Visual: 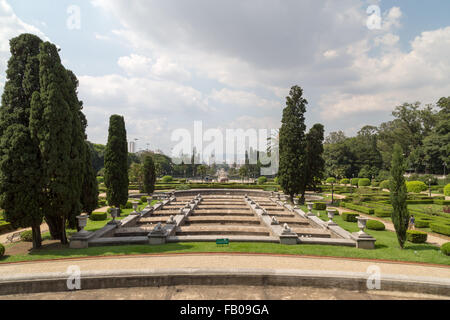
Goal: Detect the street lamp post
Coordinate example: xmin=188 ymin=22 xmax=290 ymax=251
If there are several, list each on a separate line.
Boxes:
xmin=428 ymin=178 xmax=432 ymax=197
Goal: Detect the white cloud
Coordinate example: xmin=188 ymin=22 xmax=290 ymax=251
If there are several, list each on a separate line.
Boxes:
xmin=209 ymin=89 xmax=280 ymax=110
xmin=118 ymin=54 xmax=153 ymax=77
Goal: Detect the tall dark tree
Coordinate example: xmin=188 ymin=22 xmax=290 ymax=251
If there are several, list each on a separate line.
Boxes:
xmin=30 ymin=42 xmax=86 ymax=244
xmin=0 ymin=34 xmax=44 ymax=248
xmin=301 ymin=124 xmax=325 ymax=202
xmin=104 ymin=115 xmax=129 ymax=208
xmin=81 ymin=142 xmax=99 ymax=217
xmin=278 ymin=86 xmax=308 ymax=202
xmin=389 ymin=144 xmax=409 ymax=249
xmin=143 ymin=155 xmax=156 ymax=195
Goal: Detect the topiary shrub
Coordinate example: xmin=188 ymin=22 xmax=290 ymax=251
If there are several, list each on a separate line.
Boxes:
xmin=358 ymin=178 xmax=371 ymax=187
xmin=326 ymin=177 xmax=336 ymax=184
xmin=406 ymin=230 xmax=428 ymax=243
xmin=380 ymin=180 xmax=390 ymax=190
xmin=90 ymin=212 xmax=107 ymax=221
xmin=374 ymin=209 xmax=391 ymax=218
xmin=342 ymin=212 xmax=359 ymax=222
xmin=444 ymin=184 xmax=450 ymax=197
xmin=406 ymin=181 xmax=428 ymax=193
xmin=371 ymin=181 xmax=380 ymax=187
xmin=430 ymin=223 xmax=450 ymax=236
xmin=140 ymin=196 xmax=148 ymax=203
xmin=313 ymin=202 xmax=327 ymax=210
xmin=20 ymin=230 xmax=33 ymax=242
xmin=257 ymin=176 xmax=268 ymax=185
xmin=161 ymin=176 xmax=173 ymax=183
xmin=441 ymin=242 xmax=450 ymax=256
xmin=120 ymin=201 xmax=133 ymax=210
xmin=0 ymin=243 xmax=4 ymax=257
xmin=340 ymin=178 xmax=350 ymax=185
xmin=367 ymin=220 xmax=386 ymax=231
xmin=351 ymin=178 xmax=360 ymax=186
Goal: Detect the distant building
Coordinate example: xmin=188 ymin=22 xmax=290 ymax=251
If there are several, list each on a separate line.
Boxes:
xmin=128 ymin=141 xmax=136 ymax=153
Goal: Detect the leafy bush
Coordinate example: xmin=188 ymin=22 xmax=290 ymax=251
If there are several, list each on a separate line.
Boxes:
xmin=326 ymin=177 xmax=336 ymax=184
xmin=371 ymin=181 xmax=380 ymax=187
xmin=257 ymin=176 xmax=268 ymax=185
xmin=430 ymin=223 xmax=450 ymax=236
xmin=406 ymin=181 xmax=428 ymax=193
xmin=0 ymin=243 xmax=4 ymax=257
xmin=342 ymin=212 xmax=359 ymax=222
xmin=20 ymin=230 xmax=33 ymax=242
xmin=161 ymin=176 xmax=173 ymax=183
xmin=406 ymin=230 xmax=428 ymax=243
xmin=313 ymin=202 xmax=327 ymax=210
xmin=444 ymin=184 xmax=450 ymax=197
xmin=120 ymin=201 xmax=133 ymax=210
xmin=96 ymin=176 xmax=104 ymax=183
xmin=0 ymin=221 xmax=12 ymax=234
xmin=351 ymin=178 xmax=360 ymax=186
xmin=340 ymin=178 xmax=350 ymax=184
xmin=90 ymin=212 xmax=107 ymax=221
xmin=380 ymin=180 xmax=390 ymax=190
xmin=358 ymin=178 xmax=371 ymax=187
xmin=441 ymin=242 xmax=450 ymax=256
xmin=140 ymin=196 xmax=148 ymax=203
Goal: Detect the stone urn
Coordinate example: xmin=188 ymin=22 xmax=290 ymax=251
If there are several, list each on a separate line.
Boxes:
xmin=76 ymin=214 xmax=89 ymax=234
xmin=131 ymin=201 xmax=139 ymax=215
xmin=108 ymin=208 xmax=120 ymax=225
xmin=326 ymin=208 xmax=337 ymax=226
xmin=357 ymin=217 xmax=369 ymax=235
xmin=293 ymin=198 xmax=299 ymax=205
xmin=306 ymin=202 xmax=314 ymax=216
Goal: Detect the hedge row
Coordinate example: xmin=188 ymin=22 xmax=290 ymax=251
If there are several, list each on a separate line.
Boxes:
xmin=90 ymin=212 xmax=108 ymax=221
xmin=0 ymin=221 xmax=12 ymax=234
xmin=407 ymin=230 xmax=428 ymax=243
xmin=0 ymin=243 xmax=4 ymax=257
xmin=341 ymin=202 xmax=374 ymax=215
xmin=313 ymin=202 xmax=327 ymax=210
xmin=415 ymin=218 xmax=432 ymax=228
xmin=342 ymin=212 xmax=359 ymax=222
xmin=430 ymin=223 xmax=450 ymax=236
xmin=442 ymin=242 xmax=450 ymax=256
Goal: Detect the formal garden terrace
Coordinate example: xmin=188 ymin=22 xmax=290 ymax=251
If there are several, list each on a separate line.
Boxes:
xmin=69 ymin=190 xmax=371 ymax=249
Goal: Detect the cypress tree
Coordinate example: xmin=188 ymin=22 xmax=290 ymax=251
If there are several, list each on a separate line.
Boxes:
xmin=29 ymin=42 xmax=85 ymax=244
xmin=301 ymin=124 xmax=325 ymax=203
xmin=81 ymin=142 xmax=99 ymax=217
xmin=104 ymin=115 xmax=129 ymax=209
xmin=278 ymin=86 xmax=308 ymax=202
xmin=390 ymin=144 xmax=409 ymax=249
xmin=0 ymin=34 xmax=44 ymax=248
xmin=143 ymin=155 xmax=156 ymax=195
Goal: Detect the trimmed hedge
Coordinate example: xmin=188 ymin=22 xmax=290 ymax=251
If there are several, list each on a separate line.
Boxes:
xmin=0 ymin=222 xmax=12 ymax=234
xmin=161 ymin=176 xmax=174 ymax=183
xmin=351 ymin=178 xmax=359 ymax=186
xmin=415 ymin=218 xmax=432 ymax=228
xmin=406 ymin=181 xmax=428 ymax=193
xmin=342 ymin=202 xmax=375 ymax=215
xmin=374 ymin=209 xmax=391 ymax=218
xmin=406 ymin=200 xmax=434 ymax=205
xmin=367 ymin=220 xmax=386 ymax=231
xmin=257 ymin=176 xmax=268 ymax=185
xmin=358 ymin=178 xmax=371 ymax=187
xmin=430 ymin=223 xmax=450 ymax=236
xmin=120 ymin=201 xmax=133 ymax=210
xmin=313 ymin=202 xmax=327 ymax=210
xmin=140 ymin=196 xmax=148 ymax=203
xmin=406 ymin=230 xmax=428 ymax=243
xmin=434 ymin=199 xmax=450 ymax=205
xmin=444 ymin=184 xmax=450 ymax=196
xmin=441 ymin=242 xmax=450 ymax=256
xmin=326 ymin=177 xmax=336 ymax=184
xmin=20 ymin=230 xmax=33 ymax=242
xmin=340 ymin=179 xmax=350 ymax=184
xmin=175 ymin=184 xmax=191 ymax=190
xmin=0 ymin=243 xmax=4 ymax=257
xmin=90 ymin=212 xmax=108 ymax=221
xmin=342 ymin=212 xmax=359 ymax=222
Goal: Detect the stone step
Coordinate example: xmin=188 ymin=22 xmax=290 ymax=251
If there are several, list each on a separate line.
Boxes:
xmin=177 ymin=225 xmax=271 ymax=237
xmin=192 ymin=211 xmax=255 ymax=216
xmin=275 ymin=218 xmax=310 ymax=226
xmin=292 ymin=227 xmax=331 ymax=238
xmin=185 ymin=216 xmax=261 ymax=225
xmin=138 ymin=217 xmax=172 ymax=224
xmin=167 ymin=235 xmax=280 ymax=243
xmin=115 ymin=227 xmax=157 ymax=237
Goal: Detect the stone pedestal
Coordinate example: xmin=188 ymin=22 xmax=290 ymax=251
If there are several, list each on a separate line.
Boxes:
xmin=279 ymin=234 xmax=298 ymax=245
xmin=148 ymin=223 xmax=167 ymax=245
xmin=70 ymin=231 xmax=93 ymax=249
xmin=351 ymin=233 xmax=376 ymax=249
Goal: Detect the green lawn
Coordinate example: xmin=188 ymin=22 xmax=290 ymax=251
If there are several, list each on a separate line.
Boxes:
xmin=1 ymin=204 xmax=448 ymax=265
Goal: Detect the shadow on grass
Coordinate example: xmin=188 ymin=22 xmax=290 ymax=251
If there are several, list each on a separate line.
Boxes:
xmin=405 ymin=244 xmax=442 ymax=252
xmin=27 ymin=242 xmax=198 ymax=259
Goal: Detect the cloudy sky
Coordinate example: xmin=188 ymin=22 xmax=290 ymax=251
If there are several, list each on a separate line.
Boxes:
xmin=1 ymin=0 xmax=450 ymax=159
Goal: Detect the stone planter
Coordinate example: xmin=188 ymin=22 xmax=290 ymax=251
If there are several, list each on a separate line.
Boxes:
xmin=357 ymin=217 xmax=369 ymax=235
xmin=326 ymin=209 xmax=337 ymax=226
xmin=306 ymin=202 xmax=314 ymax=216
